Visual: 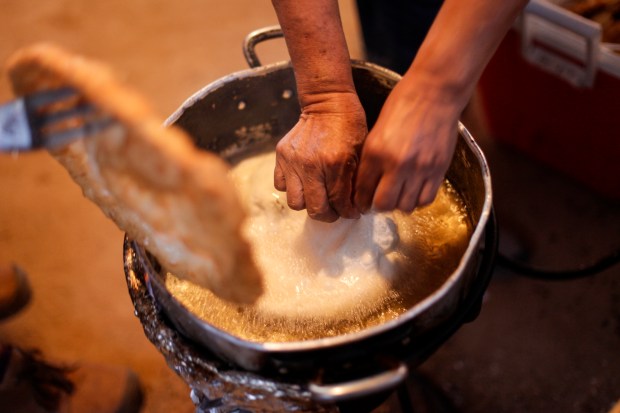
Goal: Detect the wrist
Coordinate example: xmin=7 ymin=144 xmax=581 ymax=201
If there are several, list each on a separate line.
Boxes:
xmin=396 ymin=69 xmax=469 ymax=117
xmin=296 ymin=70 xmax=357 ymax=107
xmin=298 ymin=90 xmax=364 ymax=116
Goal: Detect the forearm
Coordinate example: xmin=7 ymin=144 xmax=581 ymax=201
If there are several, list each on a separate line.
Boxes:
xmin=404 ymin=0 xmax=528 ymax=109
xmin=271 ymin=0 xmax=356 ymax=109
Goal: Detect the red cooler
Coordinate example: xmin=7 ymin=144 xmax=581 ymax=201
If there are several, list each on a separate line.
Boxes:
xmin=478 ymin=0 xmax=620 ymax=199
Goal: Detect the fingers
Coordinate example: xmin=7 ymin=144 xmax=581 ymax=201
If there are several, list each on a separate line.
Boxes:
xmin=280 ymin=172 xmax=354 ymax=222
xmin=279 ymin=157 xmax=442 ymax=218
xmin=304 ymin=176 xmax=339 ymax=222
xmin=272 ymin=103 xmax=368 ymax=221
xmin=417 ymin=178 xmax=442 ymax=207
xmin=326 ymin=158 xmax=360 ymax=219
xmin=274 ymin=161 xmax=287 ymax=192
xmin=353 ymin=154 xmax=382 ymax=213
xmin=360 ymin=175 xmax=441 ymax=214
xmin=396 ymin=179 xmax=443 ymax=214
xmin=275 ymin=140 xmax=305 ymax=210
xmin=372 ymin=173 xmax=406 ymax=212
xmin=356 ymin=153 xmax=443 ymax=213
xmin=283 ymin=171 xmax=306 ymax=211
xmin=275 ymin=128 xmax=362 ymax=221
xmin=276 ymin=159 xmax=339 ymax=222
xmin=396 ymin=179 xmax=423 ymax=213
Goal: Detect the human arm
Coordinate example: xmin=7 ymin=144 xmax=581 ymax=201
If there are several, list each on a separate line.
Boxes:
xmin=354 ymin=0 xmax=529 ymax=212
xmin=271 ymin=0 xmax=365 ymax=222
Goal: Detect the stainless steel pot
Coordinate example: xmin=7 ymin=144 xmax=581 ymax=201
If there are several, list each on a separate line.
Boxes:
xmin=123 ymin=26 xmax=495 ymax=404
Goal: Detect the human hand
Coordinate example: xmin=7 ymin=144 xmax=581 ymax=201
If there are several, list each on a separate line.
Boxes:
xmin=354 ymin=78 xmax=462 ymax=213
xmin=274 ymin=92 xmax=367 ymax=222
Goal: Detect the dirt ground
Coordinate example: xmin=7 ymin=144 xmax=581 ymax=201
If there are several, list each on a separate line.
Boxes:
xmin=1 ymin=1 xmax=619 ymax=413
xmin=0 ymin=1 xmax=362 ymax=411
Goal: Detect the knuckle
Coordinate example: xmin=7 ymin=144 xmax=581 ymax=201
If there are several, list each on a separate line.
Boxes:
xmin=363 ymin=144 xmax=384 ymax=162
xmin=274 ymin=179 xmax=286 ymax=192
xmin=418 ymin=152 xmax=449 ymax=174
xmin=286 ymin=192 xmax=305 ymax=211
xmin=394 ymin=155 xmax=417 ymax=175
xmin=300 ymin=157 xmax=316 ymax=172
xmin=275 ymin=140 xmax=289 ymax=156
xmin=323 ymin=154 xmax=341 ymax=170
xmin=287 ymin=197 xmax=305 ymax=210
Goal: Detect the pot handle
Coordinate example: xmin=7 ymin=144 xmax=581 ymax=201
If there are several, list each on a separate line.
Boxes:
xmin=308 ymin=362 xmax=408 ymax=403
xmin=243 ymin=25 xmax=284 ymax=68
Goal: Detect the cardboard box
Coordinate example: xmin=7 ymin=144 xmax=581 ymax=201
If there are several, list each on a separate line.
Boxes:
xmin=477 ymin=0 xmax=620 ymax=199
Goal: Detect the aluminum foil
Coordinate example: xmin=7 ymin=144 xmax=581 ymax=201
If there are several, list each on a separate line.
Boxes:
xmin=124 ymin=240 xmax=338 ymax=413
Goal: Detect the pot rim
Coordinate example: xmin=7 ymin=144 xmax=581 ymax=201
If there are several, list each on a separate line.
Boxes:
xmin=153 ymin=60 xmax=493 ymax=353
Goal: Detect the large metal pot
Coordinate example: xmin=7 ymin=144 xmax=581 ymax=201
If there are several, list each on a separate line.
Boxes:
xmin=124 ymin=26 xmax=495 ymax=405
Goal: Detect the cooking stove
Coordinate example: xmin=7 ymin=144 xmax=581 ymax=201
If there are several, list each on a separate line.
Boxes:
xmin=123 ymin=212 xmax=496 ymax=413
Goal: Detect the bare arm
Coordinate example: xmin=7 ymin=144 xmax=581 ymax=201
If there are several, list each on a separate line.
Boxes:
xmin=271 ymin=0 xmax=366 ymax=222
xmin=272 ymin=0 xmax=528 ymax=218
xmin=272 ymin=0 xmax=355 ymax=105
xmin=354 ymin=0 xmax=528 ymax=212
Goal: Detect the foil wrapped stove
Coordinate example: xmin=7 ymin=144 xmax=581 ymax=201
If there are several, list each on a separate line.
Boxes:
xmin=124 ymin=237 xmax=339 ymax=413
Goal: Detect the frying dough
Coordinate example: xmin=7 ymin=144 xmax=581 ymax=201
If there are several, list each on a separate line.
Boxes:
xmin=231 ymin=151 xmax=399 ymax=320
xmin=6 ymin=43 xmax=262 ymax=304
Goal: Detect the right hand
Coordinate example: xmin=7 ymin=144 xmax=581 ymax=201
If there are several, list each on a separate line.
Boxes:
xmin=354 ymin=75 xmax=461 ymax=214
xmin=274 ymin=92 xmax=367 ymax=222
